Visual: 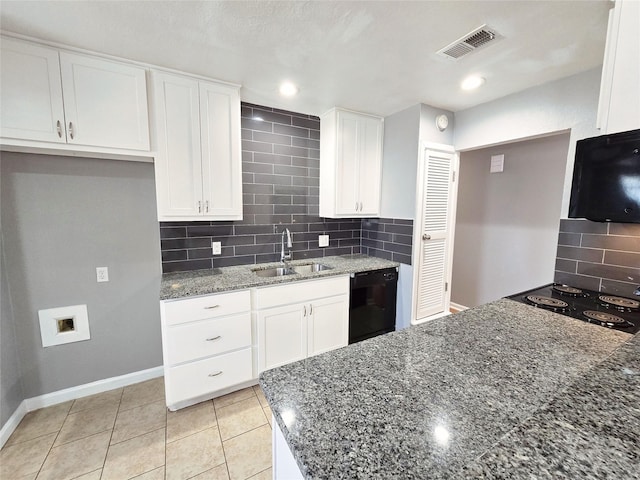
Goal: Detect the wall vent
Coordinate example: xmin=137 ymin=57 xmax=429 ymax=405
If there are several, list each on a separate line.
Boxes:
xmin=437 ymin=25 xmax=502 ymax=60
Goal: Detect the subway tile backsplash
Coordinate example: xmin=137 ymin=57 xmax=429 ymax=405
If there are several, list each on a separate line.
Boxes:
xmin=160 ymin=102 xmax=415 ymax=274
xmin=554 ymin=219 xmax=640 ymax=297
xmin=362 ymin=218 xmax=414 ymax=265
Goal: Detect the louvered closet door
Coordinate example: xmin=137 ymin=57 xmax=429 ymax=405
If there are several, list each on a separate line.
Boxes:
xmin=416 ymin=149 xmax=454 ymax=319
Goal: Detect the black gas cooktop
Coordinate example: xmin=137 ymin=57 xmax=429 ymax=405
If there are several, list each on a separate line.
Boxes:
xmin=507 ymin=283 xmax=640 ymax=334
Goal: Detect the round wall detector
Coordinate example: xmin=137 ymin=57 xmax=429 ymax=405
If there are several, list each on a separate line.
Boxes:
xmin=436 ymin=114 xmax=449 ymax=132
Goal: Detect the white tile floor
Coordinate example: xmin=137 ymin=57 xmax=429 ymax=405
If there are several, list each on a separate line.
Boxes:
xmin=0 ymin=378 xmax=273 ymax=480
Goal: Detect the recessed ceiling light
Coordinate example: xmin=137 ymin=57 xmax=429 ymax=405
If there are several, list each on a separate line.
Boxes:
xmin=461 ymin=75 xmax=485 ymax=91
xmin=279 ymin=81 xmax=298 ymax=97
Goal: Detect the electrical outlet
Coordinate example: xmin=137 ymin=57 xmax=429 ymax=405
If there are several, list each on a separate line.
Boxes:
xmin=211 ymin=241 xmax=222 ymax=255
xmin=318 ymin=235 xmax=329 ymax=247
xmin=96 ymin=267 xmax=109 ymax=282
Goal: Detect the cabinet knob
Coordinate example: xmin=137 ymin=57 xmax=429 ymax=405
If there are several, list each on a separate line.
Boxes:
xmin=422 ymin=234 xmax=431 ymax=240
xmin=208 ymin=371 xmax=223 ymax=377
xmin=205 ymin=335 xmax=221 ymax=341
xmin=205 ymin=200 xmax=209 ymax=213
xmin=68 ymin=122 xmax=74 ymax=140
xmin=303 ymin=305 xmax=307 ymax=316
xmin=309 ymin=304 xmax=313 ymax=315
xmin=198 ymin=201 xmax=202 ymax=213
xmin=204 ymin=304 xmax=220 ymax=309
xmin=56 ymin=120 xmax=63 ymax=138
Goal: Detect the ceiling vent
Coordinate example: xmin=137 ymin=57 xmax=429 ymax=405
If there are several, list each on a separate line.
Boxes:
xmin=436 ymin=25 xmax=501 ymax=60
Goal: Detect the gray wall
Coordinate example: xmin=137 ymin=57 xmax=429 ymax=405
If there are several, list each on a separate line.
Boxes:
xmin=1 ymin=153 xmax=162 ymax=399
xmin=453 ymin=68 xmax=602 ymax=217
xmin=380 ymin=103 xmax=454 ymax=221
xmin=1 ymin=162 xmax=24 ymax=425
xmin=451 ymin=133 xmax=570 ymax=308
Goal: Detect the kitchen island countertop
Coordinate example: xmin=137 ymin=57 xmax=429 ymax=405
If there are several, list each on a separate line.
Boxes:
xmin=259 ymin=298 xmax=639 ymax=479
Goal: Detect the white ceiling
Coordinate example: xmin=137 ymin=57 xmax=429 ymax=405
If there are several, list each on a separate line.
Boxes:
xmin=0 ymin=1 xmax=611 ymax=117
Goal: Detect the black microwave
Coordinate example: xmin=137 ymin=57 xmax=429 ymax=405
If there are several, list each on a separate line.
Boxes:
xmin=568 ymin=128 xmax=640 ymax=224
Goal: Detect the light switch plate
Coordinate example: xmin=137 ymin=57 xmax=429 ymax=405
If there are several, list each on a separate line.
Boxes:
xmin=212 ymin=241 xmax=222 ymax=255
xmin=490 ymin=154 xmax=504 ymax=173
xmin=318 ymin=235 xmax=329 ymax=247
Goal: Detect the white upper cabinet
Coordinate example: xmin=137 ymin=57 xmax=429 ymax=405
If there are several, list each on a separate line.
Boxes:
xmin=152 ymin=71 xmax=243 ymax=221
xmin=320 ymin=108 xmax=383 ymax=218
xmin=59 ymin=52 xmax=150 ymax=150
xmin=597 ymin=0 xmax=640 ymax=134
xmin=0 ymin=36 xmax=150 ymax=152
xmin=1 ymin=38 xmax=66 ymax=143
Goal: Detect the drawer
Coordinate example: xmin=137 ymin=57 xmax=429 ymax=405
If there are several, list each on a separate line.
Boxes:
xmin=253 ymin=275 xmax=349 ymax=310
xmin=163 ymin=290 xmax=250 ymax=326
xmin=164 ymin=313 xmax=251 ymax=365
xmin=165 ymin=348 xmax=253 ymax=405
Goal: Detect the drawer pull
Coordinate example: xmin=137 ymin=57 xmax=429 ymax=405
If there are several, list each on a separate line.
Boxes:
xmin=205 ymin=335 xmax=222 ymax=341
xmin=208 ymin=371 xmax=223 ymax=377
xmin=204 ymin=305 xmax=220 ymax=309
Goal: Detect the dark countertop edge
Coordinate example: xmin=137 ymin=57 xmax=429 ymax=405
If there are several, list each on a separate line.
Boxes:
xmin=159 ymin=255 xmax=400 ymax=300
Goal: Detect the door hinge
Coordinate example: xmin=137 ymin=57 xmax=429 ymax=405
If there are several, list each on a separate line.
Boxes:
xmin=445 ymin=282 xmax=448 ymax=292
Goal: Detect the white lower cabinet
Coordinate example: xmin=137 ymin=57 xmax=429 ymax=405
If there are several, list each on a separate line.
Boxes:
xmin=160 ymin=289 xmax=253 ymax=410
xmin=253 ymin=276 xmax=350 ymax=373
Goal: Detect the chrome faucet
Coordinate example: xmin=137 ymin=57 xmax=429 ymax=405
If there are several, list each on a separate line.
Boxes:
xmin=281 ymin=228 xmax=292 ymax=264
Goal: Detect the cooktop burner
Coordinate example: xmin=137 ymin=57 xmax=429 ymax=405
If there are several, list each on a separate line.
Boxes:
xmin=525 ymin=295 xmax=570 ymax=311
xmin=583 ymin=310 xmax=630 ymax=327
xmin=552 ymin=284 xmax=585 ymax=297
xmin=507 ymin=283 xmax=639 ymax=334
xmin=598 ymin=295 xmax=640 ymax=312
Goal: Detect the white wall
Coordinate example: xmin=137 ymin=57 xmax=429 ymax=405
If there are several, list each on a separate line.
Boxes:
xmin=454 ymin=68 xmax=602 ymax=217
xmin=451 ymin=133 xmax=570 ymax=308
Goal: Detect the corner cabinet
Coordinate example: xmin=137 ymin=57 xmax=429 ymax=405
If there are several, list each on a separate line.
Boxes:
xmin=253 ymin=276 xmax=350 ymax=372
xmin=152 ymin=71 xmax=243 ymax=221
xmin=160 ymin=290 xmax=253 ymax=410
xmin=1 ymin=36 xmax=150 ymax=152
xmin=319 ymin=108 xmax=383 ymax=218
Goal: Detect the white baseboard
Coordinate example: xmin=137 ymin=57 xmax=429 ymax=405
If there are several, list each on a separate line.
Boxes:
xmin=0 ymin=400 xmax=27 ymax=449
xmin=1 ymin=366 xmax=163 ymax=449
xmin=25 ymin=366 xmax=163 ymax=411
xmin=450 ymin=302 xmax=469 ymax=312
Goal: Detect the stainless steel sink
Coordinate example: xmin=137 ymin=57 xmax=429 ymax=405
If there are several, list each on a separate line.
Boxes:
xmin=294 ymin=263 xmax=332 ymax=274
xmin=253 ymin=267 xmax=297 ymax=277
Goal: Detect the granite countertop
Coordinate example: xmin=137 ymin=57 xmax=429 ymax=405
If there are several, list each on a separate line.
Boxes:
xmin=259 ymin=298 xmax=639 ymax=479
xmin=160 ymin=254 xmax=399 ymax=300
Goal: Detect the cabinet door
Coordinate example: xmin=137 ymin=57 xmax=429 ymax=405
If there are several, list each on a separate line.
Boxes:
xmin=59 ymin=52 xmax=149 ymax=150
xmin=257 ymin=303 xmax=307 ymax=372
xmin=0 ymin=38 xmax=66 ymax=143
xmin=334 ymin=111 xmax=360 ymax=215
xmin=357 ymin=116 xmax=383 ymax=215
xmin=308 ymin=294 xmax=349 ymax=357
xmin=200 ymin=82 xmax=243 ymax=219
xmin=153 ymin=72 xmax=203 ymax=218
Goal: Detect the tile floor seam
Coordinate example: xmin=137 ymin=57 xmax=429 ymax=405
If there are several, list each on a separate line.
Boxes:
xmin=251 ymin=466 xmax=272 ymax=479
xmin=33 ymin=408 xmax=69 ymax=479
xmin=53 ymin=424 xmax=116 ymax=448
xmin=220 ymin=421 xmax=269 ymax=444
xmin=108 ymin=425 xmax=166 ymax=447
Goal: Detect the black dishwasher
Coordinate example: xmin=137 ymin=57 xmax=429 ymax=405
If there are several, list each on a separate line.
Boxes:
xmin=349 ymin=267 xmax=398 ymax=344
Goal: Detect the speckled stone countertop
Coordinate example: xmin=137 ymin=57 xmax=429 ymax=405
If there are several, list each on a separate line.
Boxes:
xmin=160 ymin=255 xmax=398 ymax=300
xmin=259 ymin=299 xmax=639 ymax=479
